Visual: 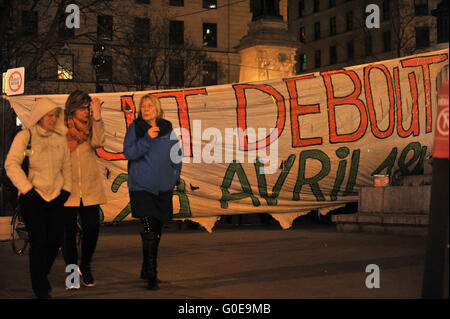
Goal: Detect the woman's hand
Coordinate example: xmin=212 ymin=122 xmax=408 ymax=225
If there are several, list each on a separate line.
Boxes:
xmin=91 ymin=97 xmax=102 ymax=121
xmin=147 ymin=126 xmax=160 ymax=139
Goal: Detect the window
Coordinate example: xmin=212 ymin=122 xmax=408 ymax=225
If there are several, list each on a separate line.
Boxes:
xmin=169 ymin=59 xmax=184 ymax=87
xmin=203 ymin=0 xmax=217 ymax=9
xmin=22 ymin=11 xmax=38 ymax=36
xmin=314 ymin=0 xmax=320 ymax=12
xmin=329 ymin=17 xmax=336 ymax=36
xmin=203 ymin=23 xmax=217 ymax=47
xmin=298 ymin=0 xmax=304 ymax=18
xmin=98 ymin=15 xmax=113 ymax=41
xmin=314 ymin=22 xmax=320 ymax=40
xmin=134 ymin=58 xmax=150 ymax=85
xmin=296 ymin=53 xmax=307 ymax=73
xmin=169 ymin=20 xmax=184 ymax=45
xmin=203 ymin=61 xmax=218 ymax=85
xmin=329 ymin=0 xmax=335 ymax=8
xmin=365 ymin=35 xmax=372 ymax=56
xmin=299 ymin=27 xmax=305 ymax=42
xmin=58 ymin=13 xmax=74 ymax=39
xmin=347 ymin=41 xmax=354 ymax=60
xmin=57 ymin=54 xmax=73 ymax=80
xmin=415 ymin=0 xmax=428 ymax=16
xmin=315 ymin=49 xmax=321 ymax=68
xmin=23 ymin=55 xmax=37 ymax=80
xmin=416 ymin=27 xmax=430 ymax=48
xmin=134 ymin=18 xmax=150 ymax=42
xmin=346 ymin=11 xmax=353 ymax=31
xmin=329 ymin=46 xmax=337 ymax=65
xmin=170 ymin=0 xmax=184 ymax=6
xmin=382 ymin=0 xmax=390 ymax=20
xmin=96 ymin=56 xmax=112 ymax=83
xmin=383 ymin=31 xmax=391 ymax=52
xmin=135 ymin=0 xmax=150 ymax=3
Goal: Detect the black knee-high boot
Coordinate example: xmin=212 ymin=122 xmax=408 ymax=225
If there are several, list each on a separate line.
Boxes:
xmin=140 ymin=231 xmax=160 ymax=290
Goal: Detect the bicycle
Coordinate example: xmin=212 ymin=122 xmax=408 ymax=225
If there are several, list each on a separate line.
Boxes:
xmin=10 ymin=202 xmax=83 ymax=255
xmin=10 ymin=204 xmax=28 ymax=255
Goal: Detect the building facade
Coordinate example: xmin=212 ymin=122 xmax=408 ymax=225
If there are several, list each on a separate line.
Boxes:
xmin=4 ymin=0 xmax=280 ymax=94
xmin=287 ymin=0 xmax=441 ymax=74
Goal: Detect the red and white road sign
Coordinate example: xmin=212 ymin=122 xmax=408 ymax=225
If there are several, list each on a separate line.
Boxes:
xmin=6 ymin=67 xmax=25 ymax=96
xmin=433 ymin=83 xmax=449 ymax=159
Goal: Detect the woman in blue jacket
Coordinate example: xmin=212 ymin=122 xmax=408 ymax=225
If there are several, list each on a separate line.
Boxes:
xmin=123 ymin=94 xmax=181 ymax=290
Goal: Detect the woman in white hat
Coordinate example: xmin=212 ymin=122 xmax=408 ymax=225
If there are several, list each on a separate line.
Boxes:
xmin=5 ymin=97 xmax=72 ymax=299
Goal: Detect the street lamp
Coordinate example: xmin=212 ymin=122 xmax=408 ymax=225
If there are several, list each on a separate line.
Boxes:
xmin=92 ymin=43 xmax=105 ymax=92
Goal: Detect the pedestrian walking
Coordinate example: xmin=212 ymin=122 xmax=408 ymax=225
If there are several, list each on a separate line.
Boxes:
xmin=5 ymin=98 xmax=72 ymax=299
xmin=62 ymin=90 xmax=107 ymax=289
xmin=123 ymin=94 xmax=182 ymax=290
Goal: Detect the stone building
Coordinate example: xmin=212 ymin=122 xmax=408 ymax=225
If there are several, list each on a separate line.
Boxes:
xmin=2 ymin=0 xmax=285 ymax=94
xmin=287 ymin=0 xmax=441 ymax=74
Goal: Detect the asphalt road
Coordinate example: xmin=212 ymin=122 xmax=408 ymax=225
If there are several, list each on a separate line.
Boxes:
xmin=0 ymin=215 xmax=428 ymax=301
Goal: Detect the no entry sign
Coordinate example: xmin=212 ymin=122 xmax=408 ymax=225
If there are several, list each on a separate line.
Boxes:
xmin=433 ymin=83 xmax=449 ymax=159
xmin=6 ymin=67 xmax=25 ymax=96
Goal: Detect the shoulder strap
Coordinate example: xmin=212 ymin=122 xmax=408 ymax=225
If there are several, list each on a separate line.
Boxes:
xmin=22 ymin=129 xmax=32 ymax=177
xmin=26 ymin=129 xmax=32 ymax=150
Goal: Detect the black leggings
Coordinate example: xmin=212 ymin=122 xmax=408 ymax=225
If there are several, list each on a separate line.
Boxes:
xmin=141 ymin=216 xmax=163 ymax=235
xmin=63 ymin=204 xmax=100 ymax=268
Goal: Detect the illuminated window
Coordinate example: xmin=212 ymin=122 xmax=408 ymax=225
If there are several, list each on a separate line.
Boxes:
xmin=57 ymin=54 xmax=73 ymax=80
xmin=203 ymin=23 xmax=217 ymax=47
xmin=203 ymin=0 xmax=217 ymax=9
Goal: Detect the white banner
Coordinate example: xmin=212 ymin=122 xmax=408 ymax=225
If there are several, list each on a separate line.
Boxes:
xmin=7 ymin=49 xmax=449 ymax=231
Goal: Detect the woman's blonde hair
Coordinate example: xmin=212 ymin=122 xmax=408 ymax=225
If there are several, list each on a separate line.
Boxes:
xmin=138 ymin=94 xmax=164 ymax=120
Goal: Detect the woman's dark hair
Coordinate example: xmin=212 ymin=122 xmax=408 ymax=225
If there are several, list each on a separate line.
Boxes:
xmin=65 ymin=90 xmax=92 ymax=115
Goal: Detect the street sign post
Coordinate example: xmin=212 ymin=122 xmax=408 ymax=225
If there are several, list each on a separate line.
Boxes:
xmin=5 ymin=67 xmax=25 ymax=96
xmin=422 ymin=83 xmax=449 ymax=299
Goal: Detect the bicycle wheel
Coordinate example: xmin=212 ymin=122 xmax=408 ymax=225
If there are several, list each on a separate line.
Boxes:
xmin=11 ymin=208 xmax=29 ymax=255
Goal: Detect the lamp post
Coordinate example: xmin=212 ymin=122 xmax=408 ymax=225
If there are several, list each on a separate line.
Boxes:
xmin=92 ymin=43 xmax=105 ymax=93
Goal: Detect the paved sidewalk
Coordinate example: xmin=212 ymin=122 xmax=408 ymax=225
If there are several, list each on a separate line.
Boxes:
xmin=0 ymin=217 xmax=427 ymax=299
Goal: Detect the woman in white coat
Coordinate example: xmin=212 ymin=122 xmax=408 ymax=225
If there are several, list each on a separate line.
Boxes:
xmin=5 ymin=98 xmax=72 ymax=299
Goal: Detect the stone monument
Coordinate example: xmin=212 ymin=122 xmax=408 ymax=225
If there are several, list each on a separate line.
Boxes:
xmin=236 ymin=0 xmax=300 ymax=82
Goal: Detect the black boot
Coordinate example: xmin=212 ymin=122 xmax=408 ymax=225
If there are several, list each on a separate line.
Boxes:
xmin=140 ymin=232 xmax=160 ymax=290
